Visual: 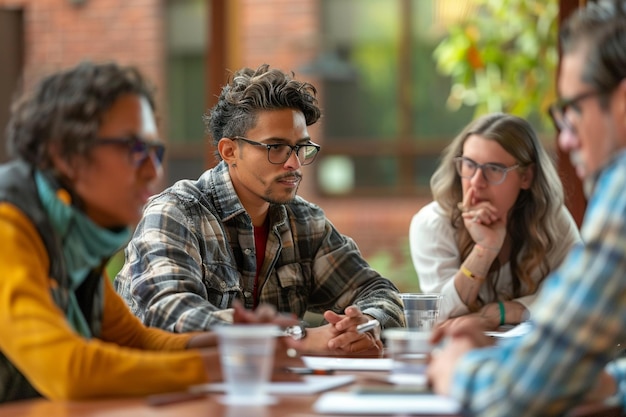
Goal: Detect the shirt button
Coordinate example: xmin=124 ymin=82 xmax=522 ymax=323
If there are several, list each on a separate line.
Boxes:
xmin=244 ymin=248 xmax=252 ymax=255
xmin=244 ymin=291 xmax=253 ymax=299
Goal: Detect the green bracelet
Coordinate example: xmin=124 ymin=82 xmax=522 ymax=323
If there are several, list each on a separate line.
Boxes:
xmin=498 ymin=301 xmax=505 ymax=326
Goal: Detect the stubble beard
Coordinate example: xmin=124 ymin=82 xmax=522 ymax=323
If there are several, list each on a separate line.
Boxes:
xmin=263 ymin=182 xmax=299 ymax=205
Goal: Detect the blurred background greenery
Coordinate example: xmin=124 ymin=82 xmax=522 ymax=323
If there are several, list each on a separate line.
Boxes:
xmin=106 ymin=241 xmax=422 ymax=293
xmin=366 ymin=240 xmax=420 ymax=293
xmin=433 ymin=0 xmax=558 ymax=127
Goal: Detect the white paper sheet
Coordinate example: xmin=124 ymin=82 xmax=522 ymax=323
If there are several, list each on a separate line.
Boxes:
xmin=190 ymin=374 xmax=356 ymax=395
xmin=314 ymin=391 xmax=461 ymax=415
xmin=302 ymin=356 xmax=393 ymax=371
xmin=484 ymin=321 xmax=532 ymax=338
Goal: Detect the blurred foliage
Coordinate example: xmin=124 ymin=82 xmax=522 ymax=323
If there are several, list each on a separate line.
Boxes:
xmin=105 ymin=250 xmax=125 ymax=282
xmin=433 ymin=0 xmax=558 ymax=128
xmin=106 ymin=244 xmax=422 ymax=294
xmin=366 ymin=239 xmax=421 ymax=293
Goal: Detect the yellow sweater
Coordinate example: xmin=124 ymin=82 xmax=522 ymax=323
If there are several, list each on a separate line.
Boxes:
xmin=0 ymin=202 xmax=209 ymax=400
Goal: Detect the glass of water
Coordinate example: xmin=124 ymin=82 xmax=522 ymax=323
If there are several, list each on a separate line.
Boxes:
xmin=399 ymin=293 xmax=443 ymax=331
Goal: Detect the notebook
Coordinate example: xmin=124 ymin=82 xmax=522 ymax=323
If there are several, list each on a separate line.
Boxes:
xmin=314 ymin=391 xmax=461 ymax=414
xmin=191 ymin=374 xmax=356 ymax=395
xmin=302 ymin=356 xmax=393 ymax=371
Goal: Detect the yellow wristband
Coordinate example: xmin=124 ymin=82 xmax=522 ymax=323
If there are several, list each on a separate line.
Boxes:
xmin=460 ymin=264 xmax=483 ymax=281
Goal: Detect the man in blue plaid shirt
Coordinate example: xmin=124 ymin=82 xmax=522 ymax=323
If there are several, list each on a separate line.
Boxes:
xmin=427 ymin=1 xmax=626 ymax=415
xmin=115 ymin=64 xmax=404 ymax=356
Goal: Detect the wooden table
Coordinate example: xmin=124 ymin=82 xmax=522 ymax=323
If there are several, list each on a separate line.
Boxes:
xmin=0 ymin=394 xmax=324 ymax=417
xmin=0 ymin=371 xmax=621 ymax=417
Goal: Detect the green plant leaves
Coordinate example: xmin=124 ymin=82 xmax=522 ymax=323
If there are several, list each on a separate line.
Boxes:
xmin=432 ymin=0 xmax=558 ymax=129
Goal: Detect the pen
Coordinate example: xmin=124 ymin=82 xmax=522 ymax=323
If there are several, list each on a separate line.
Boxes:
xmin=356 ymin=319 xmax=380 ymax=334
xmin=285 ymin=366 xmax=335 ymax=375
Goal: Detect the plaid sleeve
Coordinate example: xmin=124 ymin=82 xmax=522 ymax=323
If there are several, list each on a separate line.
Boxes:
xmin=449 ymin=156 xmax=626 ymax=417
xmin=117 ymin=193 xmax=233 ymax=332
xmin=302 ymin=211 xmax=405 ymax=328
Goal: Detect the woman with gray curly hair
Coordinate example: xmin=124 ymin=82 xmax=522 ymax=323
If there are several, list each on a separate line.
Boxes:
xmin=0 ymin=61 xmax=296 ymax=402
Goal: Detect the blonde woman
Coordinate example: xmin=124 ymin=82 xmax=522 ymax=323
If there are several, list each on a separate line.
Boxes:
xmin=409 ymin=113 xmax=580 ymax=329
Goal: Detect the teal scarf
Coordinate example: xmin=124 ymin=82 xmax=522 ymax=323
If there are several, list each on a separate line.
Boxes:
xmin=35 ymin=171 xmax=131 ymax=337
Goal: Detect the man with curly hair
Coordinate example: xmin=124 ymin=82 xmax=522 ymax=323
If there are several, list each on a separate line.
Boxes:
xmin=115 ymin=64 xmax=404 ymax=356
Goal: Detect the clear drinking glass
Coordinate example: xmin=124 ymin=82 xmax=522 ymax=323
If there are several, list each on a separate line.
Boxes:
xmin=399 ymin=293 xmax=443 ymax=331
xmin=214 ymin=324 xmax=278 ymax=405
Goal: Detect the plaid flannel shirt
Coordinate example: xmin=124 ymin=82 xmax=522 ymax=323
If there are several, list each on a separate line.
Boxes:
xmin=115 ymin=161 xmax=404 ymax=332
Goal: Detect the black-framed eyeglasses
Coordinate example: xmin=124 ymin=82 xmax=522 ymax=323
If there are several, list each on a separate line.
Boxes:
xmin=454 ymin=156 xmax=519 ymax=185
xmin=95 ymin=135 xmax=165 ymax=168
xmin=548 ymin=90 xmax=606 ymax=132
xmin=232 ymin=136 xmax=321 ymax=166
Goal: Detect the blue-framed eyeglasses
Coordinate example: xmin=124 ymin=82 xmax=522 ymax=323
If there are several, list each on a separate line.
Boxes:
xmin=95 ymin=135 xmax=165 ymax=168
xmin=232 ymin=136 xmax=321 ymax=165
xmin=454 ymin=156 xmax=519 ymax=185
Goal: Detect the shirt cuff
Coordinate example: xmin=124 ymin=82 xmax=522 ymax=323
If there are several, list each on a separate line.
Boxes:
xmin=605 ymin=359 xmax=626 ymax=411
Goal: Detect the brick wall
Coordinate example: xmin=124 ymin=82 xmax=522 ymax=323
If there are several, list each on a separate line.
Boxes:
xmin=237 ymin=0 xmax=319 ymax=71
xmin=0 ymin=0 xmax=165 ymax=109
xmin=0 ymin=0 xmax=429 ymax=272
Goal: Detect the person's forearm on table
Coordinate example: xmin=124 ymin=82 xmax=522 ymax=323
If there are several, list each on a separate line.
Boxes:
xmin=454 ymin=244 xmax=498 ymax=309
xmin=478 ymin=301 xmax=527 ymax=328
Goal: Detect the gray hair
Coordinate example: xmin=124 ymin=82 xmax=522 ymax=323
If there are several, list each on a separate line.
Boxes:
xmin=560 ymin=0 xmax=626 ymax=105
xmin=6 ymin=61 xmax=155 ymax=169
